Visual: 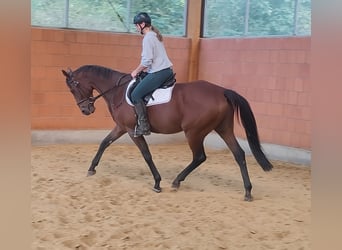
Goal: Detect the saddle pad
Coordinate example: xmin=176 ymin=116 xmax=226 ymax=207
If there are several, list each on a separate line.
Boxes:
xmin=125 ymin=79 xmax=175 ymax=107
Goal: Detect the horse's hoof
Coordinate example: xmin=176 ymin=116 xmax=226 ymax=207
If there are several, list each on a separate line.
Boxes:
xmin=244 ymin=195 xmax=253 ymax=202
xmin=87 ymin=170 xmax=96 ymax=176
xmin=171 ymin=182 xmax=180 ymax=189
xmin=152 ymin=187 xmax=162 ymax=193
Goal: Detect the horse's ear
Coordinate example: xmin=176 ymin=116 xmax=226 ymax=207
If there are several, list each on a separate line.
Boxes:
xmin=62 ymin=69 xmax=68 ymax=77
xmin=62 ymin=68 xmax=72 ymax=77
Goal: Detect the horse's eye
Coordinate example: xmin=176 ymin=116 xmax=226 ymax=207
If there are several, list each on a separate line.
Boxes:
xmin=68 ymin=79 xmax=79 ymax=88
xmin=72 ymin=81 xmax=79 ymax=87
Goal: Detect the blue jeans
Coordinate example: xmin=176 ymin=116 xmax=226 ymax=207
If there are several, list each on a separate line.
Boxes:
xmin=130 ymin=67 xmax=173 ymax=104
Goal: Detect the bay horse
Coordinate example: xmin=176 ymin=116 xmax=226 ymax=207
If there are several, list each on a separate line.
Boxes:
xmin=62 ymin=65 xmax=273 ymax=201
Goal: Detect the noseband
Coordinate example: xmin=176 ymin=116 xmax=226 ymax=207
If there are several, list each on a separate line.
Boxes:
xmin=69 ymin=74 xmax=130 ymax=106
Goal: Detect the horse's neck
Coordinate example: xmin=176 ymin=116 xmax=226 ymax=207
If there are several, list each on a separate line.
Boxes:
xmin=90 ymin=73 xmax=120 ymax=91
xmin=93 ymin=74 xmax=128 ymax=104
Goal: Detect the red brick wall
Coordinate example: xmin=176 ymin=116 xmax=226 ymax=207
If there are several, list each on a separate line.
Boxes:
xmin=31 ymin=27 xmax=191 ymax=129
xmin=31 ymin=27 xmax=311 ymax=149
xmin=198 ymin=37 xmax=311 ymax=149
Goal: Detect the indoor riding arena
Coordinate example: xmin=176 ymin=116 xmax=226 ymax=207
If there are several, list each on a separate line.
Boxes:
xmin=31 ymin=1 xmax=311 ymax=249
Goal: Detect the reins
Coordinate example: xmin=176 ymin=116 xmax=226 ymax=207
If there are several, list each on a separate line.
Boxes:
xmin=77 ymin=73 xmax=131 ymax=106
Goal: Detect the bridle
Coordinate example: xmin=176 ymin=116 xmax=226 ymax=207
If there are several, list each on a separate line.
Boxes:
xmin=68 ymin=73 xmax=131 ymax=106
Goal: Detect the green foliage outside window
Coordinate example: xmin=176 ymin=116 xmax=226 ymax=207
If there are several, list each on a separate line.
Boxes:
xmin=204 ymin=0 xmax=311 ymax=37
xmin=31 ymin=0 xmax=186 ymax=36
xmin=31 ymin=0 xmax=311 ymax=37
xmin=31 ymin=0 xmax=66 ymax=27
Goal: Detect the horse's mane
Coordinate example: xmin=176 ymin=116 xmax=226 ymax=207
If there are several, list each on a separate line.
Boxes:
xmin=75 ymin=65 xmax=123 ymax=80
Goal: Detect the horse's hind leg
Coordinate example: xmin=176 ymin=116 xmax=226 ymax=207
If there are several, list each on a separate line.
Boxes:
xmin=216 ymin=129 xmax=253 ymax=201
xmin=87 ymin=126 xmax=126 ymax=176
xmin=129 ymin=135 xmax=162 ymax=193
xmin=172 ymin=134 xmax=206 ymax=189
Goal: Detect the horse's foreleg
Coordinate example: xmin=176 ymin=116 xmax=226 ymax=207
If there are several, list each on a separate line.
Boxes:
xmin=87 ymin=127 xmax=126 ymax=176
xmin=129 ymin=135 xmax=162 ymax=192
xmin=172 ymin=135 xmax=206 ymax=189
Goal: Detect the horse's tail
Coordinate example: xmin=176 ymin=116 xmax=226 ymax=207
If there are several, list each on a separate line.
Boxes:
xmin=224 ymin=89 xmax=273 ymax=171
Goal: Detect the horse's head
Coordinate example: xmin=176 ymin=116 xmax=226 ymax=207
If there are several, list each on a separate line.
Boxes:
xmin=62 ymin=68 xmax=95 ymax=115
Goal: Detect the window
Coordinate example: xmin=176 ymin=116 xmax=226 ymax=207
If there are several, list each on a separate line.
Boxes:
xmin=203 ymin=0 xmax=311 ymax=37
xmin=203 ymin=0 xmax=246 ymax=37
xmin=31 ymin=0 xmax=66 ymax=28
xmin=32 ymin=0 xmax=311 ymax=37
xmin=31 ymin=0 xmax=187 ymax=36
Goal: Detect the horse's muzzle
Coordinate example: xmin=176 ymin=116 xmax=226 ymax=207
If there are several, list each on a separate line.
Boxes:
xmin=80 ymin=103 xmax=95 ymax=115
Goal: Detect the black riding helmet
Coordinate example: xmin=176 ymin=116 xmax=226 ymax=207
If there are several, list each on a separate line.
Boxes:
xmin=133 ymin=12 xmax=151 ymax=25
xmin=133 ymin=12 xmax=151 ymax=34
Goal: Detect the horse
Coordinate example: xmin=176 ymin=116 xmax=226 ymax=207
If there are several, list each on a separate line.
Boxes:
xmin=62 ymin=64 xmax=273 ymax=201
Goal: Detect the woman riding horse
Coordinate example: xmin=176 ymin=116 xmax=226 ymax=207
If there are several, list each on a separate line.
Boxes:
xmin=130 ymin=12 xmax=174 ymax=137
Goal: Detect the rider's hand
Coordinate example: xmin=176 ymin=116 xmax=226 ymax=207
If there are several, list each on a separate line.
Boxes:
xmin=131 ymin=70 xmax=138 ymax=78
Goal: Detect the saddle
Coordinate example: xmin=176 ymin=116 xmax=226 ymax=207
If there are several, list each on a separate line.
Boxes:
xmin=127 ymin=71 xmax=176 ymax=104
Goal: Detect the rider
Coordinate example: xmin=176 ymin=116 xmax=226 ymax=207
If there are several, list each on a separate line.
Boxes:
xmin=130 ymin=12 xmax=174 ymax=137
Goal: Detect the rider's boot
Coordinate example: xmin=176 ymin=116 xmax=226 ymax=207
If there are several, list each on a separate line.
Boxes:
xmin=133 ymin=100 xmax=151 ymax=137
